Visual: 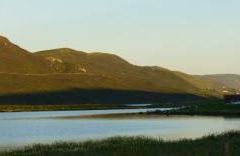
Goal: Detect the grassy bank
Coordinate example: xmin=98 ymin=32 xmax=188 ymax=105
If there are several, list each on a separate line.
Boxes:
xmin=0 ymin=99 xmax=218 ymax=113
xmin=1 ymin=132 xmax=240 ymax=156
xmin=0 ymin=103 xmax=181 ymax=112
xmin=0 ymin=104 xmax=134 ymax=112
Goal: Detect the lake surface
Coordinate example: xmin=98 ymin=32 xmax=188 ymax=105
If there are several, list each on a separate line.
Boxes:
xmin=0 ymin=108 xmax=240 ymax=149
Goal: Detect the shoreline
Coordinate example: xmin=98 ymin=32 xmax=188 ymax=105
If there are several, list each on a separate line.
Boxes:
xmin=39 ymin=103 xmax=240 ymax=119
xmin=0 ymin=104 xmax=159 ymax=113
xmin=0 ymin=103 xmax=183 ymax=113
xmin=1 ymin=103 xmax=240 ymax=118
xmin=53 ymin=112 xmax=240 ymax=119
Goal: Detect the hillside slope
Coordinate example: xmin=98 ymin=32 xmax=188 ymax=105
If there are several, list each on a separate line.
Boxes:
xmin=0 ymin=35 xmax=221 ymax=104
xmin=0 ymin=36 xmax=50 ymax=73
xmin=202 ymin=74 xmax=240 ymax=90
xmin=34 ymin=49 xmax=204 ymax=93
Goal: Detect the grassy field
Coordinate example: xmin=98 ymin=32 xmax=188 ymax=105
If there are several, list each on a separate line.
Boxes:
xmin=1 ymin=131 xmax=239 ymax=156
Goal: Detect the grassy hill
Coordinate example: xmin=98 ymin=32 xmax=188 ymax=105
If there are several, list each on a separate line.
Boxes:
xmin=34 ymin=49 xmax=193 ymax=92
xmin=202 ymin=74 xmax=240 ymax=90
xmin=0 ymin=36 xmax=50 ymax=73
xmin=0 ymin=35 xmax=222 ymax=104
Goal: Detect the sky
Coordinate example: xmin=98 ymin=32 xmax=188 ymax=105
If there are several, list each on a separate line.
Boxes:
xmin=0 ymin=0 xmax=240 ymax=75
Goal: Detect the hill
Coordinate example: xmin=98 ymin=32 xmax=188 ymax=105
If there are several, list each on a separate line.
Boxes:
xmin=0 ymin=35 xmax=50 ymax=73
xmin=201 ymin=74 xmax=240 ymax=90
xmin=0 ymin=35 xmax=221 ymax=104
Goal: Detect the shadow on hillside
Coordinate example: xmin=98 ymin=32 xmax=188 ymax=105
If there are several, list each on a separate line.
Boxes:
xmin=0 ymin=89 xmax=207 ymax=105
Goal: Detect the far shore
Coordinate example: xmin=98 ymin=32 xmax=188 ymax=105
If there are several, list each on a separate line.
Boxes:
xmin=1 ymin=102 xmax=240 ymax=118
xmin=0 ymin=103 xmax=183 ymax=113
xmin=43 ymin=103 xmax=240 ymax=119
xmin=0 ymin=104 xmax=154 ymax=113
xmin=51 ymin=112 xmax=240 ymax=120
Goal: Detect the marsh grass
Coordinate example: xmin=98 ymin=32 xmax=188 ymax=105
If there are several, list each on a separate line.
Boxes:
xmin=1 ymin=131 xmax=240 ymax=156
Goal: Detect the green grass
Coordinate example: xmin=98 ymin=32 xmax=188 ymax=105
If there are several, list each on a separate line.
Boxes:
xmin=1 ymin=131 xmax=240 ymax=156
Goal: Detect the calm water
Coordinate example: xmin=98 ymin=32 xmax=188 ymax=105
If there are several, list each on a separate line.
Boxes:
xmin=0 ymin=108 xmax=240 ymax=149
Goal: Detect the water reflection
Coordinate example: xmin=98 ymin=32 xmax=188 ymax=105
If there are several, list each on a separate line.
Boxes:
xmin=0 ymin=109 xmax=240 ymax=149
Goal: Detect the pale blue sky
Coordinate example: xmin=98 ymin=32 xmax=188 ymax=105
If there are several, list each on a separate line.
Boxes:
xmin=0 ymin=0 xmax=240 ymax=74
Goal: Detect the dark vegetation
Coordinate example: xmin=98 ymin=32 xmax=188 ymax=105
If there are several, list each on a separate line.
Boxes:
xmin=0 ymin=89 xmax=207 ymax=105
xmin=1 ymin=131 xmax=240 ymax=156
xmin=147 ymin=102 xmax=240 ymax=117
xmin=75 ymin=101 xmax=240 ymax=118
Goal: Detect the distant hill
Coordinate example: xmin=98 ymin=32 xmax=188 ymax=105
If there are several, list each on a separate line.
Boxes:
xmin=202 ymin=74 xmax=240 ymax=90
xmin=0 ymin=35 xmax=223 ymax=104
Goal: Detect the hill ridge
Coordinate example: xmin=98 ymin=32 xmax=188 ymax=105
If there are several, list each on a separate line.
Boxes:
xmin=0 ymin=35 xmax=226 ymax=103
